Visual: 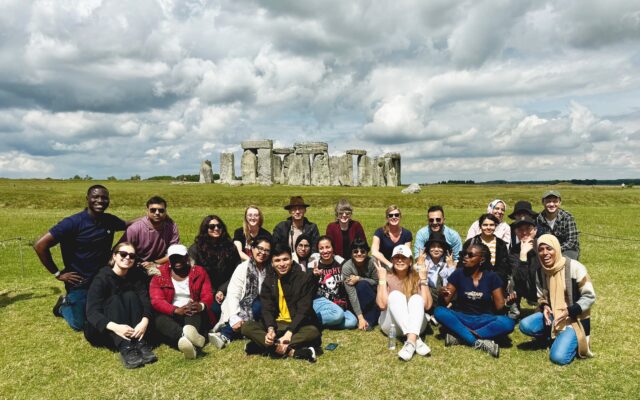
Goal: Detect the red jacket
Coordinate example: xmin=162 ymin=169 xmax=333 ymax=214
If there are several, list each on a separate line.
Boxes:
xmin=149 ymin=264 xmax=216 ymax=324
xmin=325 ymin=220 xmax=368 ymax=259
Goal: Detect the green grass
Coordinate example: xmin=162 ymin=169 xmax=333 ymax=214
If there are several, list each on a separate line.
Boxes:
xmin=1 ymin=180 xmax=639 ymax=399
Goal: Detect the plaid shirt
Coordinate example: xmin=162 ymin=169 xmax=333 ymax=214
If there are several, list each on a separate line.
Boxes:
xmin=536 ymin=209 xmax=580 ymax=253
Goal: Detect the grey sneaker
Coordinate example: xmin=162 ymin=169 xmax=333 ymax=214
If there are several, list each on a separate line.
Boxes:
xmin=178 ymin=337 xmax=197 ymax=360
xmin=507 ymin=303 xmax=520 ymax=320
xmin=398 ymin=341 xmax=416 ymax=361
xmin=183 ymin=325 xmax=205 ymax=348
xmin=445 ymin=333 xmax=460 ymax=347
xmin=415 ymin=338 xmax=431 ymax=356
xmin=209 ymin=332 xmax=230 ymax=350
xmin=474 ymin=339 xmax=499 ymax=358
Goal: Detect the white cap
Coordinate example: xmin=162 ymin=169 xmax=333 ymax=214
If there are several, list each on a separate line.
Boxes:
xmin=391 ymin=244 xmax=412 ymax=259
xmin=167 ymin=244 xmax=188 ymax=257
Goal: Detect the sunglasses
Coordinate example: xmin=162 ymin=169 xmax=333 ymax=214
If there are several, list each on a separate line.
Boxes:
xmin=116 ymin=251 xmax=136 ymax=259
xmin=429 ymin=218 xmax=442 ymax=223
xmin=387 ymin=212 xmax=401 ymax=218
xmin=339 ymin=211 xmax=352 ymax=216
xmin=463 ymin=251 xmax=480 ymax=258
xmin=149 ymin=208 xmax=166 ymax=214
xmin=352 ymin=248 xmax=367 ymax=255
xmin=255 ymin=245 xmax=271 ymax=254
xmin=208 ymin=223 xmax=223 ymax=230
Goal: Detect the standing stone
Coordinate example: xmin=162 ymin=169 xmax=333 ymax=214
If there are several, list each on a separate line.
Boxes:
xmin=338 ymin=154 xmax=352 ymax=186
xmin=302 ymin=154 xmax=311 ymax=185
xmin=358 ymin=155 xmax=373 ymax=187
xmin=257 ymin=148 xmax=273 ymax=185
xmin=373 ymin=156 xmax=386 ymax=187
xmin=311 ymin=153 xmax=330 ymax=186
xmin=287 ymin=153 xmax=309 ymax=186
xmin=330 ymin=156 xmax=341 ymax=186
xmin=219 ymin=153 xmax=234 ymax=183
xmin=282 ymin=153 xmax=293 ymax=184
xmin=384 ymin=153 xmax=401 ymax=187
xmin=272 ymin=155 xmax=282 ymax=184
xmin=199 ymin=160 xmax=213 ymax=183
xmin=241 ymin=150 xmax=257 ymax=184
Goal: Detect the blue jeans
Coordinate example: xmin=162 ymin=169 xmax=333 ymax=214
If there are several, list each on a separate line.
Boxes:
xmin=60 ymin=289 xmax=88 ymax=331
xmin=355 ymin=281 xmax=380 ymax=327
xmin=519 ymin=312 xmax=578 ymax=365
xmin=313 ymin=297 xmax=357 ymax=329
xmin=434 ymin=306 xmax=515 ymax=345
xmin=220 ymin=299 xmax=263 ymax=341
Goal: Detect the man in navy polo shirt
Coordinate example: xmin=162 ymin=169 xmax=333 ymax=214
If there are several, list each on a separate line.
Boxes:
xmin=34 ymin=185 xmax=127 ymax=331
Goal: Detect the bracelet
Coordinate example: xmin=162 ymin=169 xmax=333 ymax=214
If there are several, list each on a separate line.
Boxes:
xmin=53 ymin=270 xmax=61 ymax=278
xmin=378 ymin=280 xmax=386 ymax=285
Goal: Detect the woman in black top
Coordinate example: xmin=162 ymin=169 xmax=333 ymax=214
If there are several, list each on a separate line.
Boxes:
xmin=233 ymin=205 xmax=272 ymax=261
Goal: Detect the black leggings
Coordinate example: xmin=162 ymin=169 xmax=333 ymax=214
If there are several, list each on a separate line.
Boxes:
xmin=154 ymin=312 xmax=205 ymax=347
xmin=84 ymin=291 xmax=145 ymax=350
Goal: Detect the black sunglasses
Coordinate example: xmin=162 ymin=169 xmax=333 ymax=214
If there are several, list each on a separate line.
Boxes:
xmin=463 ymin=251 xmax=480 ymax=258
xmin=387 ymin=212 xmax=401 ymax=218
xmin=149 ymin=207 xmax=166 ymax=214
xmin=352 ymin=248 xmax=367 ymax=254
xmin=429 ymin=218 xmax=442 ymax=223
xmin=116 ymin=251 xmax=136 ymax=259
xmin=208 ymin=223 xmax=223 ymax=230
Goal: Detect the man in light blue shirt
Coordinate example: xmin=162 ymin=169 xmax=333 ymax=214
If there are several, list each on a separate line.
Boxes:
xmin=414 ymin=205 xmax=462 ymax=262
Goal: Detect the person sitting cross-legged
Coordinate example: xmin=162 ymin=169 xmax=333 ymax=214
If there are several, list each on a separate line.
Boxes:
xmin=341 ymin=238 xmax=380 ymax=331
xmin=241 ymin=243 xmax=321 ymax=362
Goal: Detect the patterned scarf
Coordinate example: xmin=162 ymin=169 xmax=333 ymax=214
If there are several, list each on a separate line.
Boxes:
xmin=237 ymin=259 xmax=260 ymax=322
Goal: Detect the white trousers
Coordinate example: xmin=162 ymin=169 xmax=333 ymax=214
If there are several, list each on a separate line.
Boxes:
xmin=379 ymin=291 xmax=428 ymax=336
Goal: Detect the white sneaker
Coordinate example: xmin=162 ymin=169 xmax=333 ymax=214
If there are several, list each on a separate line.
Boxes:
xmin=178 ymin=337 xmax=197 ymax=359
xmin=209 ymin=332 xmax=229 ymax=350
xmin=183 ymin=325 xmax=206 ymax=348
xmin=398 ymin=341 xmax=416 ymax=361
xmin=415 ymin=338 xmax=431 ymax=356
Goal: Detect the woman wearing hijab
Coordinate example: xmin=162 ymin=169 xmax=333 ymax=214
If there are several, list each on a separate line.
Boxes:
xmin=467 ymin=199 xmax=511 ymax=247
xmin=292 ymin=234 xmax=313 ymax=271
xmin=519 ymin=234 xmax=595 ymax=365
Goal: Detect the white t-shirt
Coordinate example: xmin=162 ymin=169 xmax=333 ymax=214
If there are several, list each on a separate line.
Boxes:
xmin=545 ymin=217 xmax=556 ymax=230
xmin=171 ymin=277 xmax=191 ymax=307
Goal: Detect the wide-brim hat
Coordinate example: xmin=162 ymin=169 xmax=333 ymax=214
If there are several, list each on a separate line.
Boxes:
xmin=284 ymin=196 xmax=310 ymax=210
xmin=425 ymin=231 xmax=450 ymax=251
xmin=508 ymin=200 xmax=538 ymax=220
xmin=511 ymin=214 xmax=537 ymax=229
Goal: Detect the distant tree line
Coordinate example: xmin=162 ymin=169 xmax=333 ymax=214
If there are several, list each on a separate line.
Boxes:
xmin=482 ymin=179 xmax=640 ymax=186
xmin=436 ymin=180 xmax=476 ymax=184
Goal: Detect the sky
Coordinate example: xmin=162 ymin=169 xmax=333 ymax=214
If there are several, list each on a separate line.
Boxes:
xmin=1 ymin=0 xmax=639 ymax=183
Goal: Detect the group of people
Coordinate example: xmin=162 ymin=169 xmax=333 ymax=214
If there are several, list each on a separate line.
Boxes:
xmin=34 ymin=185 xmax=595 ymax=368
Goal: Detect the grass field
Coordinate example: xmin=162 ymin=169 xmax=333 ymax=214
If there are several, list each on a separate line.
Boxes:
xmin=1 ymin=180 xmax=639 ymax=399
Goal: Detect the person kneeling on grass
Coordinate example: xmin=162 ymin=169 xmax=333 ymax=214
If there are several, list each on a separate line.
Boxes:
xmin=150 ymin=244 xmax=214 ymax=359
xmin=376 ymin=245 xmax=433 ymax=361
xmin=519 ymin=234 xmax=595 ymax=366
xmin=242 ymin=242 xmax=321 ymax=362
xmin=434 ymin=243 xmax=516 ymax=358
xmin=85 ymin=242 xmax=157 ymax=369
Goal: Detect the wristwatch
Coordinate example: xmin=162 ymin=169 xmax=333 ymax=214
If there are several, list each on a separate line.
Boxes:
xmin=53 ymin=270 xmax=61 ymax=278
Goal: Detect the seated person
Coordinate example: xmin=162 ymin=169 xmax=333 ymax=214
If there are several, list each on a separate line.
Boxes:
xmin=536 ymin=190 xmax=580 ymax=260
xmin=519 ymin=234 xmax=595 ymax=366
xmin=508 ymin=200 xmax=539 ymax=245
xmin=241 ymin=243 xmax=321 ymax=362
xmin=150 ymin=244 xmax=214 ymax=359
xmin=272 ymin=196 xmax=320 ymax=252
xmin=421 ymin=231 xmax=456 ymax=307
xmin=309 ymin=236 xmax=357 ymax=329
xmin=325 ymin=198 xmax=367 ymax=259
xmin=508 ymin=215 xmax=541 ymax=308
xmin=371 ymin=205 xmax=412 ymax=269
xmin=292 ymin=234 xmax=313 ymax=271
xmin=466 ymin=199 xmax=511 ymax=247
xmin=233 ymin=205 xmax=272 ymax=261
xmin=376 ymin=245 xmax=433 ymax=361
xmin=85 ymin=242 xmax=156 ymax=369
xmin=434 ymin=243 xmax=516 ymax=358
xmin=209 ymin=236 xmax=272 ymax=349
xmin=341 ymin=238 xmax=380 ymax=331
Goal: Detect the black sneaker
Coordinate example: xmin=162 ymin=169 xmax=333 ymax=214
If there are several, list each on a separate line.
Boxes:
xmin=244 ymin=341 xmax=265 ymax=356
xmin=120 ymin=344 xmax=144 ymax=369
xmin=293 ymin=347 xmax=317 ymax=363
xmin=136 ymin=340 xmax=157 ymax=364
xmin=52 ymin=295 xmax=64 ymax=318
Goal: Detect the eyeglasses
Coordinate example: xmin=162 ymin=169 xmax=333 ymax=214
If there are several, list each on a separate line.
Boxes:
xmin=208 ymin=223 xmax=223 ymax=230
xmin=352 ymin=248 xmax=367 ymax=255
xmin=339 ymin=211 xmax=352 ymax=216
xmin=149 ymin=208 xmax=165 ymax=214
xmin=117 ymin=251 xmax=136 ymax=259
xmin=387 ymin=212 xmax=401 ymax=218
xmin=255 ymin=245 xmax=271 ymax=254
xmin=463 ymin=251 xmax=480 ymax=258
xmin=429 ymin=218 xmax=442 ymax=223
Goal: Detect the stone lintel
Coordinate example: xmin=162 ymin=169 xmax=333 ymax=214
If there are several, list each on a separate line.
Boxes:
xmin=383 ymin=152 xmax=401 ymax=160
xmin=241 ymin=139 xmax=273 ymax=150
xmin=346 ymin=149 xmax=367 ymax=156
xmin=273 ymin=147 xmax=294 ymax=154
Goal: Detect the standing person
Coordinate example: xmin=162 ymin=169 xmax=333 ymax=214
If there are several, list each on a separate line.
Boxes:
xmin=118 ymin=196 xmax=180 ymax=278
xmin=421 ymin=231 xmax=456 ymax=306
xmin=466 ymin=199 xmax=511 ymax=247
xmin=188 ymin=215 xmax=241 ymax=321
xmin=376 ymin=245 xmax=432 ymax=361
xmin=241 ymin=242 xmax=321 ymax=362
xmin=414 ymin=205 xmax=462 ymax=262
xmin=150 ymin=244 xmax=214 ymax=359
xmin=371 ymin=205 xmax=413 ymax=269
xmin=292 ymin=234 xmax=313 ymax=271
xmin=310 ymin=236 xmax=357 ymax=329
xmin=519 ymin=234 xmax=595 ymax=366
xmin=536 ymin=190 xmax=580 ymax=260
xmin=272 ymin=196 xmax=320 ymax=252
xmin=434 ymin=243 xmax=516 ymax=358
xmin=325 ymin=199 xmax=367 ymax=259
xmin=233 ymin=205 xmax=272 ymax=261
xmin=84 ymin=242 xmax=157 ymax=369
xmin=209 ymin=236 xmax=272 ymax=349
xmin=508 ymin=215 xmax=541 ymax=308
xmin=33 ymin=185 xmax=127 ymax=331
xmin=341 ymin=238 xmax=380 ymax=331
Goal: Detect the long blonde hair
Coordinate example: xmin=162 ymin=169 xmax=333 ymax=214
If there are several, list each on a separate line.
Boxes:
xmin=391 ymin=255 xmax=420 ymax=298
xmin=383 ymin=204 xmax=400 ymax=237
xmin=242 ymin=205 xmax=264 ymax=247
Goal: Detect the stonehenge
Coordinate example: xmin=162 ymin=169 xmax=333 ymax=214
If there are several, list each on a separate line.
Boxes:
xmin=205 ymin=140 xmax=400 ymax=186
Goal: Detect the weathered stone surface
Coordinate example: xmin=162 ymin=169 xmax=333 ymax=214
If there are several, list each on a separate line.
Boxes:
xmin=329 ymin=156 xmax=341 ymax=186
xmin=383 ymin=152 xmax=401 ymax=160
xmin=199 ymin=160 xmax=213 ymax=183
xmin=311 ymin=152 xmax=330 ymax=186
xmin=241 ymin=150 xmax=257 ymax=184
xmin=257 ymin=148 xmax=273 ymax=185
xmin=287 ymin=153 xmax=311 ymax=186
xmin=338 ymin=154 xmax=353 ymax=186
xmin=273 ymin=147 xmax=294 ymax=155
xmin=272 ymin=155 xmax=283 ymax=184
xmin=282 ymin=153 xmax=293 ymax=183
xmin=358 ymin=155 xmax=373 ymax=186
xmin=346 ymin=149 xmax=367 ymax=156
xmin=241 ymin=140 xmax=273 ymax=150
xmin=219 ymin=153 xmax=234 ymax=183
xmin=373 ymin=156 xmax=386 ymax=187
xmin=294 ymin=142 xmax=328 ymax=154
xmin=401 ymin=183 xmax=421 ymax=194
xmin=384 ymin=156 xmax=398 ymax=187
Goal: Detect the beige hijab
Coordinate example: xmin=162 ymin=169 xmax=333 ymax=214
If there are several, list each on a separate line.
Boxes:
xmin=537 ymin=234 xmax=590 ymax=358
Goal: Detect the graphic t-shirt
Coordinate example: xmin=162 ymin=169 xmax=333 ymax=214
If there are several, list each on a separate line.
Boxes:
xmin=315 ymin=259 xmax=349 ymax=310
xmin=448 ymin=268 xmax=503 ymax=315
